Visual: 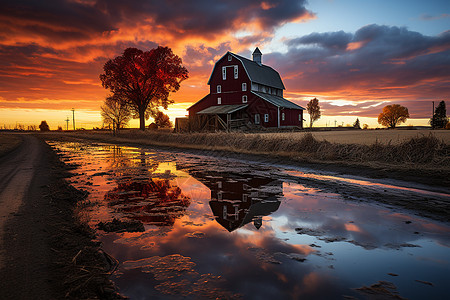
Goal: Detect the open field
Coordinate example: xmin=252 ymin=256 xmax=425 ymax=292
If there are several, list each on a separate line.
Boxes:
xmin=0 ymin=133 xmax=22 ymax=157
xmin=260 ymin=129 xmax=450 ymax=145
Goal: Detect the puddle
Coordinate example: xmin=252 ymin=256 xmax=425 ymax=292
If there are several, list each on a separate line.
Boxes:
xmin=50 ymin=141 xmax=450 ymax=299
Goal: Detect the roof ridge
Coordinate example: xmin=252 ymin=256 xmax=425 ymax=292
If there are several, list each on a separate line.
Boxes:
xmin=230 ymin=52 xmax=274 ymax=70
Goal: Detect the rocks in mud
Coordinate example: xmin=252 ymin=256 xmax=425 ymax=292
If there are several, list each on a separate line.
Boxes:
xmin=97 ymin=218 xmax=145 ymax=233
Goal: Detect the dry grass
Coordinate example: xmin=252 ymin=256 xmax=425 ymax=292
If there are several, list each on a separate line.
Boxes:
xmin=0 ymin=133 xmax=22 ymax=156
xmin=43 ymin=129 xmax=450 ymax=170
xmin=259 ymin=129 xmax=450 ymax=145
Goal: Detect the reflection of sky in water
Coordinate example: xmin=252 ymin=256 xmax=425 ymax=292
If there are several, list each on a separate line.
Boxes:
xmin=50 ymin=141 xmax=450 ymax=300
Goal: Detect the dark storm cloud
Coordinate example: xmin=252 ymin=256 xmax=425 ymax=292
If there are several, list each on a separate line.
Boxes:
xmin=270 ymin=24 xmax=450 ymax=117
xmin=287 ymin=31 xmax=353 ymax=50
xmin=0 ymin=0 xmax=115 ymax=42
xmin=0 ymin=0 xmax=313 ymax=44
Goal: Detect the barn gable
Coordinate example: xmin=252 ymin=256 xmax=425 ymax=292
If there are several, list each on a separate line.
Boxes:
xmin=207 ymin=51 xmax=285 ymax=90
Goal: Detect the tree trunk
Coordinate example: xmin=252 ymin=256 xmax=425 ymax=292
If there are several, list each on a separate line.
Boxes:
xmin=139 ymin=107 xmax=146 ymax=131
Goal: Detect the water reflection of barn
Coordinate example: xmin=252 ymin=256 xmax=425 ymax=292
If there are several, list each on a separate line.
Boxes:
xmin=192 ymin=172 xmax=283 ymax=232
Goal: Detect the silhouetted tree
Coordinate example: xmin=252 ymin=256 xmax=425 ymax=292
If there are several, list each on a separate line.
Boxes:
xmin=306 ymin=98 xmax=321 ymax=128
xmin=101 ymin=94 xmax=132 ymax=134
xmin=154 ymin=111 xmax=172 ymax=128
xmin=430 ymin=101 xmax=448 ymax=129
xmin=378 ymin=104 xmax=409 ymax=128
xmin=353 ymin=118 xmax=361 ymax=129
xmin=39 ymin=120 xmax=50 ymax=131
xmin=100 ymin=47 xmax=188 ymax=130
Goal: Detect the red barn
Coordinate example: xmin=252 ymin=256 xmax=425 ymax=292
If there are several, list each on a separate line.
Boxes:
xmin=187 ymin=48 xmax=305 ymax=131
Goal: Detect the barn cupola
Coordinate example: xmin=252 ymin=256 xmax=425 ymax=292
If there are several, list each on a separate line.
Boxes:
xmin=252 ymin=47 xmax=262 ymax=65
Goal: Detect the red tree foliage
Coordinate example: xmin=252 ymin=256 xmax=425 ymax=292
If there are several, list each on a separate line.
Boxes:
xmin=100 ymin=47 xmax=188 ymax=130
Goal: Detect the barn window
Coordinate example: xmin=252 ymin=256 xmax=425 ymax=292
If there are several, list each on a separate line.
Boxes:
xmin=255 ymin=114 xmax=260 ymax=124
xmin=218 ymin=191 xmax=223 ymax=201
xmin=228 ymin=55 xmax=232 ymax=61
xmin=282 ymin=112 xmax=285 ymax=121
xmin=242 ymin=194 xmax=248 ymax=202
xmin=299 ymin=114 xmax=302 ymax=121
xmin=242 ymin=95 xmax=247 ymax=103
xmin=217 ymin=97 xmax=221 ymax=105
xmin=217 ymin=85 xmax=221 ymax=93
xmin=222 ymin=67 xmax=226 ymax=80
xmin=234 ymin=65 xmax=238 ymax=79
xmin=264 ymin=114 xmax=269 ymax=122
xmin=222 ymin=204 xmax=226 ymax=218
xmin=242 ymin=83 xmax=247 ymax=91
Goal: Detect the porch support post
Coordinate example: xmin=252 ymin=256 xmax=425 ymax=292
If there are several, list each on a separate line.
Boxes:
xmin=277 ymin=107 xmax=280 ymax=128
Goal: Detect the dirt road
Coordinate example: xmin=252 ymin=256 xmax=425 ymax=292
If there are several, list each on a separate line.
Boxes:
xmin=0 ymin=134 xmax=122 ymax=299
xmin=0 ymin=135 xmax=41 ymax=266
xmin=0 ymin=135 xmax=56 ymax=298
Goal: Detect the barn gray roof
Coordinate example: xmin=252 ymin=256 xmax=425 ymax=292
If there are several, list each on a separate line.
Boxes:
xmin=252 ymin=91 xmax=305 ymax=110
xmin=231 ymin=52 xmax=285 ymax=90
xmin=197 ymin=104 xmax=248 ymax=115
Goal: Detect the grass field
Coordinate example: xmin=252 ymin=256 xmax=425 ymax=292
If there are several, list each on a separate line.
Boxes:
xmin=0 ymin=133 xmax=22 ymax=157
xmin=260 ymin=129 xmax=450 ymax=145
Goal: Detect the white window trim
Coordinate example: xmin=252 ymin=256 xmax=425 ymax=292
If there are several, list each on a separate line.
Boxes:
xmin=234 ymin=65 xmax=238 ymax=79
xmin=264 ymin=114 xmax=269 ymax=122
xmin=228 ymin=55 xmax=232 ymax=61
xmin=217 ymin=97 xmax=221 ymax=105
xmin=242 ymin=83 xmax=247 ymax=91
xmin=299 ymin=114 xmax=302 ymax=121
xmin=282 ymin=112 xmax=285 ymax=121
xmin=242 ymin=95 xmax=247 ymax=103
xmin=217 ymin=85 xmax=221 ymax=93
xmin=222 ymin=67 xmax=226 ymax=80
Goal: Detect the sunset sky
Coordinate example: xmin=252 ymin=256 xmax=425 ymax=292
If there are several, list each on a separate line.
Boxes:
xmin=0 ymin=0 xmax=449 ymax=129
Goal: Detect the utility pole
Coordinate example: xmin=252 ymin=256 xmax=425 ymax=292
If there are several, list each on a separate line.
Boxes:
xmin=65 ymin=116 xmax=70 ymax=131
xmin=71 ymin=108 xmax=75 ymax=130
xmin=432 ymin=101 xmax=435 ymax=129
xmin=334 ymin=120 xmax=337 ymax=127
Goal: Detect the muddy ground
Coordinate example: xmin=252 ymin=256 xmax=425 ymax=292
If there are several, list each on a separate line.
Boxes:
xmin=0 ymin=133 xmax=448 ymax=299
xmin=0 ymin=135 xmax=122 ymax=299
